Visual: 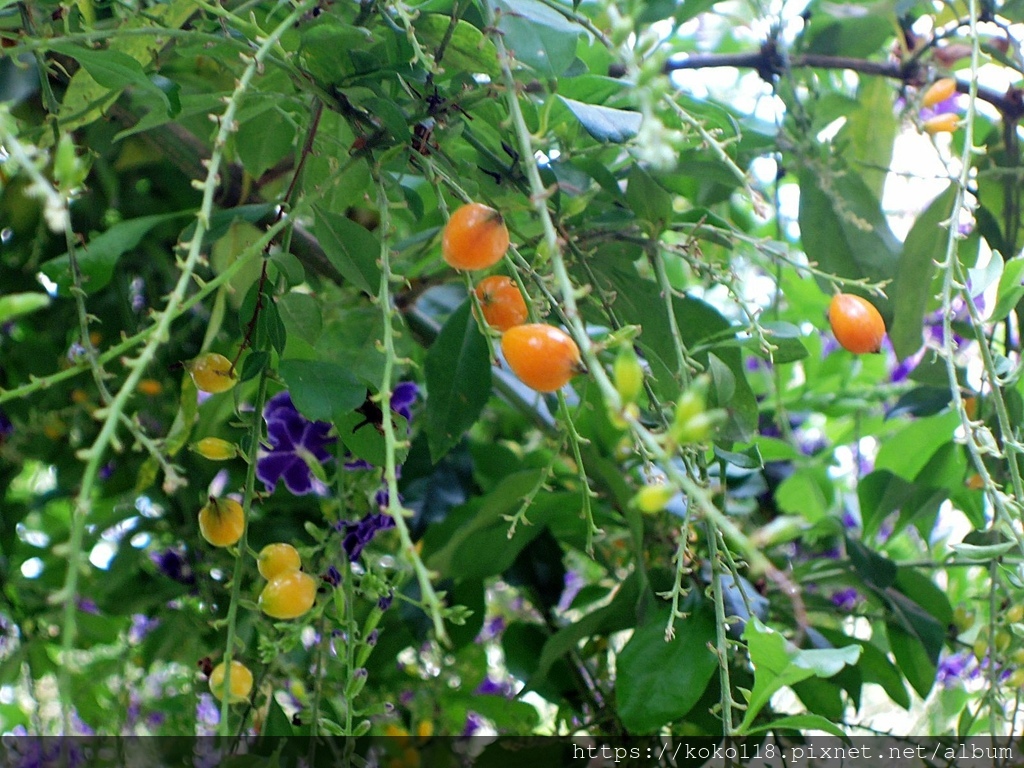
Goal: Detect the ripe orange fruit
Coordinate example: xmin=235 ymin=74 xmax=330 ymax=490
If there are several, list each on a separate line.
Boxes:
xmin=475 ymin=275 xmax=528 ymax=331
xmin=209 ymin=660 xmax=253 ymax=703
xmin=501 ymin=324 xmax=582 ymax=392
xmin=188 ymin=352 xmax=237 ymax=394
xmin=827 ymin=294 xmax=886 ymax=354
xmin=922 ymin=77 xmax=957 ymax=108
xmin=258 ymin=570 xmax=317 ymax=619
xmin=923 ymin=113 xmax=959 ymax=135
xmin=442 ymin=203 xmax=510 ymax=271
xmin=198 ymin=496 xmax=245 ymax=547
xmin=257 ymin=543 xmax=302 ymax=581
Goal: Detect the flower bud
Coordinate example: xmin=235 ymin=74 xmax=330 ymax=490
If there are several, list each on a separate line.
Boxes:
xmin=613 ymin=346 xmax=644 ymax=405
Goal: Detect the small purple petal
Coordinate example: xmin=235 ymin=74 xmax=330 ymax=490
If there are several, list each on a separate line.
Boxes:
xmin=281 ymin=458 xmax=315 ymax=495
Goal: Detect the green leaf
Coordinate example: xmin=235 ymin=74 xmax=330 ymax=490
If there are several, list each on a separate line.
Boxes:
xmin=737 ymin=617 xmax=861 ymax=734
xmin=277 ymin=359 xmax=365 ymax=422
xmin=413 ymin=15 xmax=501 ymax=78
xmin=558 ymin=96 xmax=642 ymax=143
xmin=424 ymin=300 xmax=492 ymax=462
xmin=616 ymin=605 xmax=718 ymax=733
xmin=743 ymin=713 xmax=849 ymax=738
xmin=798 ymin=166 xmax=900 ymax=318
xmin=626 ymin=165 xmax=674 ymax=233
xmin=50 ymin=43 xmax=170 ymax=114
xmin=874 ymin=410 xmax=960 ymax=481
xmin=838 ymin=74 xmax=897 ymax=200
xmin=858 ymin=470 xmax=915 ymax=539
xmin=886 ymin=622 xmax=937 ymax=699
xmin=278 ymin=292 xmax=323 ymax=347
xmin=804 ymin=9 xmax=894 ymax=58
xmin=236 ymin=116 xmax=296 ymax=180
xmin=846 ymin=536 xmax=898 ymax=590
xmin=0 ymin=293 xmax=50 ymax=323
xmin=991 ymin=253 xmax=1024 ymax=323
xmin=494 ymin=0 xmax=580 ymax=77
xmin=40 ymin=211 xmax=191 ymax=295
xmin=313 ymin=206 xmax=383 ymax=296
xmin=775 ymin=468 xmax=833 ymax=523
xmin=890 ymin=185 xmax=957 ymax=360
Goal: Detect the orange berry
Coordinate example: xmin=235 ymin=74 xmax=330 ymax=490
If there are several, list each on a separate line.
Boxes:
xmin=259 ymin=570 xmax=317 ymax=620
xmin=475 ymin=275 xmax=528 ymax=331
xmin=188 ymin=352 xmax=237 ymax=394
xmin=827 ymin=293 xmax=886 ymax=354
xmin=209 ymin=660 xmax=253 ymax=703
xmin=923 ymin=113 xmax=959 ymax=135
xmin=138 ymin=378 xmax=163 ymax=396
xmin=257 ymin=543 xmax=302 ymax=581
xmin=198 ymin=496 xmax=245 ymax=547
xmin=501 ymin=324 xmax=582 ymax=393
xmin=922 ymin=77 xmax=958 ymax=108
xmin=442 ymin=203 xmax=510 ymax=271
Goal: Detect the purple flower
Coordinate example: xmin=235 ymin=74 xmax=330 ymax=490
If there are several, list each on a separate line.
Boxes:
xmin=338 ymin=513 xmax=395 ymax=561
xmin=556 ymin=570 xmax=585 ymax=613
xmin=257 ymin=392 xmax=336 ymax=496
xmin=461 ymin=712 xmax=484 ymax=738
xmin=0 ymin=409 xmax=12 ymax=442
xmin=477 ymin=615 xmax=506 ymax=642
xmin=129 ymin=614 xmax=160 ymax=644
xmin=389 ymin=381 xmax=418 ymax=422
xmin=475 ymin=676 xmax=514 ymax=698
xmin=920 ymin=93 xmax=962 ymax=120
xmin=195 ymin=693 xmax=220 ymax=729
xmin=76 ymin=597 xmax=100 ymax=615
xmin=937 ymin=650 xmax=979 ymax=687
xmin=830 ymin=587 xmax=859 ymax=612
xmin=150 ymin=546 xmax=196 ymax=586
xmin=841 ymin=510 xmax=859 ymax=530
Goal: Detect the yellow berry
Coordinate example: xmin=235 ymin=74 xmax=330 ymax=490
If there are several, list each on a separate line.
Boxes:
xmin=193 ymin=437 xmax=238 ymax=461
xmin=257 ymin=543 xmax=302 ymax=581
xmin=209 ymin=660 xmax=253 ymax=703
xmin=259 ymin=570 xmax=317 ymax=620
xmin=923 ymin=113 xmax=959 ymax=135
xmin=198 ymin=497 xmax=245 ymax=548
xmin=188 ymin=352 xmax=237 ymax=394
xmin=922 ymin=77 xmax=957 ymax=108
xmin=631 ymin=484 xmax=676 ymax=514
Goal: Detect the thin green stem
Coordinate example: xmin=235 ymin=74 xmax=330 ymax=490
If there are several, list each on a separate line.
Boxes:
xmin=374 ymin=172 xmax=449 ymax=644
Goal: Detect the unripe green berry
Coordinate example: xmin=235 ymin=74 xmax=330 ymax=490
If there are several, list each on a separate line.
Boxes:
xmin=613 ymin=346 xmax=644 ymax=405
xmin=631 ymin=483 xmax=676 ymax=514
xmin=193 ymin=437 xmax=238 ymax=461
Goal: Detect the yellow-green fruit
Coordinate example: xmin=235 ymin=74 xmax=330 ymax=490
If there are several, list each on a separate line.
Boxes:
xmin=631 ymin=484 xmax=676 ymax=514
xmin=257 ymin=543 xmax=302 ymax=581
xmin=1008 ymin=668 xmax=1024 ymax=688
xmin=188 ymin=352 xmax=237 ymax=394
xmin=198 ymin=497 xmax=245 ymax=547
xmin=671 ymin=411 xmax=721 ymax=445
xmin=613 ymin=346 xmax=644 ymax=405
xmin=1006 ymin=604 xmax=1024 ymax=624
xmin=996 ymin=631 xmax=1012 ymax=653
xmin=209 ymin=660 xmax=253 ymax=703
xmin=259 ymin=570 xmax=317 ymax=620
xmin=194 ymin=437 xmax=237 ymax=461
xmin=953 ymin=605 xmax=975 ymax=633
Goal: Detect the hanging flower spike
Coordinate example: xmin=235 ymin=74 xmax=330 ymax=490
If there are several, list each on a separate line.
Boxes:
xmin=257 ymin=391 xmax=336 ymax=496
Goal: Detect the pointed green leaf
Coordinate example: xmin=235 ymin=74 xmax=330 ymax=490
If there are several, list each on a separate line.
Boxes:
xmin=890 ymin=185 xmax=957 ymax=360
xmin=278 ymin=359 xmax=365 ymax=422
xmin=313 ymin=206 xmax=382 ymax=296
xmin=616 ymin=605 xmax=718 ymax=733
xmin=494 ymin=0 xmax=580 ymax=77
xmin=424 ymin=300 xmax=492 ymax=462
xmin=559 ymin=96 xmax=642 ymax=143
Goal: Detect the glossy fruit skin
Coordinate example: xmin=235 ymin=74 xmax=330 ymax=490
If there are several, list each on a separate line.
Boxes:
xmin=257 ymin=543 xmax=302 ymax=581
xmin=194 ymin=437 xmax=237 ymax=461
xmin=209 ymin=660 xmax=253 ymax=703
xmin=198 ymin=497 xmax=245 ymax=547
xmin=923 ymin=113 xmax=959 ymax=135
xmin=828 ymin=294 xmax=886 ymax=354
xmin=475 ymin=275 xmax=528 ymax=331
xmin=189 ymin=352 xmax=237 ymax=394
xmin=922 ymin=77 xmax=957 ymax=108
xmin=501 ymin=324 xmax=582 ymax=393
xmin=442 ymin=203 xmax=510 ymax=271
xmin=259 ymin=570 xmax=317 ymax=619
